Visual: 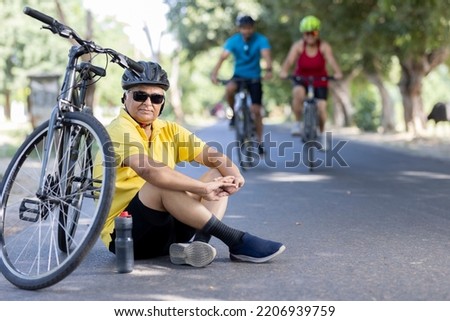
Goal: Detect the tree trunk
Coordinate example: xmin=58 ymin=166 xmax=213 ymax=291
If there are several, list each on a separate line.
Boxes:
xmin=329 ymin=77 xmax=354 ymax=127
xmin=168 ymin=53 xmax=185 ymax=123
xmin=398 ymin=57 xmax=427 ymax=134
xmin=366 ymin=72 xmax=396 ymax=132
xmin=398 ymin=48 xmax=450 ymax=134
xmin=4 ymin=90 xmax=11 ymax=120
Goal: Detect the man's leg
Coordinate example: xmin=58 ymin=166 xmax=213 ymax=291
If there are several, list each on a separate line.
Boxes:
xmin=251 ymin=104 xmax=263 ymax=144
xmin=226 ymin=81 xmax=237 ymax=126
xmin=138 ymin=180 xmax=285 ymax=265
xmin=193 ymin=168 xmax=228 ymax=243
xmin=198 ymin=168 xmax=228 ymax=219
xmin=249 ymin=82 xmax=264 ymax=153
xmin=138 ymin=183 xmax=212 ymax=229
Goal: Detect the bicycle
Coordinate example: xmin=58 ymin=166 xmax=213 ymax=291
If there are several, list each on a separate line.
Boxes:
xmin=220 ymin=78 xmax=260 ymax=170
xmin=0 ymin=7 xmax=144 ymax=290
xmin=289 ymin=75 xmax=334 ymax=171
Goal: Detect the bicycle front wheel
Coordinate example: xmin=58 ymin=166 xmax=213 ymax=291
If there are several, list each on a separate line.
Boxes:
xmin=0 ymin=112 xmax=115 ymax=290
xmin=302 ymin=102 xmax=317 ymax=142
xmin=235 ymin=107 xmax=258 ymax=169
xmin=302 ymin=102 xmax=318 ymax=171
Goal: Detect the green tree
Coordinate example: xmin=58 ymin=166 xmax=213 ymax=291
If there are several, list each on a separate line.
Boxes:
xmin=165 ymin=0 xmax=450 ymax=134
xmin=0 ymin=0 xmax=66 ymax=119
xmin=373 ymin=0 xmax=450 ymax=133
xmin=0 ymin=0 xmax=138 ymax=124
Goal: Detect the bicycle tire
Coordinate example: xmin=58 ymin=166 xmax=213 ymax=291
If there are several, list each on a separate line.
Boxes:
xmin=234 ymin=101 xmax=246 ymax=169
xmin=301 ymin=101 xmax=316 ymax=171
xmin=302 ymin=141 xmax=314 ymax=172
xmin=303 ymin=101 xmax=317 ymax=142
xmin=0 ymin=112 xmax=115 ymax=290
xmin=240 ymin=106 xmax=258 ymax=169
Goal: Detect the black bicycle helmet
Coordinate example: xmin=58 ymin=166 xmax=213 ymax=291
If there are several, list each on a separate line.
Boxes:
xmin=236 ymin=15 xmax=255 ymax=27
xmin=121 ymin=61 xmax=170 ymax=91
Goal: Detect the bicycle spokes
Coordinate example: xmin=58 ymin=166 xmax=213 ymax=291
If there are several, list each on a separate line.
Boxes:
xmin=0 ymin=114 xmax=114 ymax=290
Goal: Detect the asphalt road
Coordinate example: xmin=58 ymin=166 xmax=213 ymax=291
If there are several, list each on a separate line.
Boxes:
xmin=1 ymin=120 xmax=450 ymax=301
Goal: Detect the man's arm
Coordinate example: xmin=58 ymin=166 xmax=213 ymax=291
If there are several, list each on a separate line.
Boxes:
xmin=124 ymin=154 xmax=235 ymax=201
xmin=211 ymin=50 xmax=231 ymax=84
xmin=194 ymin=145 xmax=245 ymax=194
xmin=261 ymin=48 xmax=273 ymax=80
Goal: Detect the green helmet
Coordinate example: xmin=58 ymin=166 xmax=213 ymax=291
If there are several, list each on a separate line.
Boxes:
xmin=299 ymin=15 xmax=321 ymax=32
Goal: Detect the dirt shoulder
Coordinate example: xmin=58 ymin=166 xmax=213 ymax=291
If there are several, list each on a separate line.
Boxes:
xmin=333 ymin=126 xmax=450 ymax=163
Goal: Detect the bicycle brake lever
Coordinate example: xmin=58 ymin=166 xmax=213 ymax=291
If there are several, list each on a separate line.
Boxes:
xmin=42 ymin=24 xmax=59 ymax=34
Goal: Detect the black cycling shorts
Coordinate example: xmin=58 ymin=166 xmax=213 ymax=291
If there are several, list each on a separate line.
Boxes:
xmin=108 ymin=192 xmax=196 ymax=260
xmin=294 ymin=82 xmax=328 ymax=100
xmin=232 ymin=76 xmax=263 ymax=105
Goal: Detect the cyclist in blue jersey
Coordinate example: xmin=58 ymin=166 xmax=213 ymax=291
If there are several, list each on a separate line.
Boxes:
xmin=211 ymin=15 xmax=273 ymax=154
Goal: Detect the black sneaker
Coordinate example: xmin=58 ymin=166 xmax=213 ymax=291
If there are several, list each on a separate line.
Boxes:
xmin=229 ymin=232 xmax=285 ymax=263
xmin=229 ymin=116 xmax=235 ymax=128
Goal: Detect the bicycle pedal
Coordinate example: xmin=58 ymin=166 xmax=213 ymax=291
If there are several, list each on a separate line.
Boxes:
xmin=19 ymin=198 xmax=43 ymax=222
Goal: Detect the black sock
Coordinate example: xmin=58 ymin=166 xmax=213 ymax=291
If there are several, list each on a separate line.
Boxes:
xmin=193 ymin=230 xmax=212 ymax=243
xmin=199 ymin=215 xmax=244 ymax=248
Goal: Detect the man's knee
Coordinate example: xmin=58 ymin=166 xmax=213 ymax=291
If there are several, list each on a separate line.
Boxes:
xmin=199 ymin=168 xmax=223 ymax=182
xmin=139 ymin=183 xmax=166 ymax=212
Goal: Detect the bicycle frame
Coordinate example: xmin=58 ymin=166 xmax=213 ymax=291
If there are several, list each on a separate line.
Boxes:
xmin=234 ymin=81 xmax=252 ymax=116
xmin=291 ymin=75 xmax=333 ymax=134
xmin=37 ymin=45 xmax=95 ymax=199
xmin=231 ymin=79 xmax=259 ymax=169
xmin=290 ymin=75 xmax=333 ymax=171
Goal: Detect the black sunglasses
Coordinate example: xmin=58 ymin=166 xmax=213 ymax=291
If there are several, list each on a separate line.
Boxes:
xmin=130 ymin=91 xmax=165 ymax=104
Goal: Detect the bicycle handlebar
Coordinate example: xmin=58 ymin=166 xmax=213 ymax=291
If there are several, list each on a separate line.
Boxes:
xmin=23 ymin=6 xmax=144 ymax=74
xmin=24 ymin=6 xmax=55 ymax=25
xmin=217 ymin=78 xmax=261 ymax=86
xmin=288 ymin=75 xmax=335 ymax=83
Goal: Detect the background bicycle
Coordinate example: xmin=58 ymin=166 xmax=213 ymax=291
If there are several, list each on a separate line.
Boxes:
xmin=0 ymin=7 xmax=143 ymax=290
xmin=289 ymin=75 xmax=334 ymax=171
xmin=219 ymin=78 xmax=260 ymax=170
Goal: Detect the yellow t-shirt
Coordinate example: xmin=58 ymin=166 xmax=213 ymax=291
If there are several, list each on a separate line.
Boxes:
xmin=96 ymin=108 xmax=206 ymax=247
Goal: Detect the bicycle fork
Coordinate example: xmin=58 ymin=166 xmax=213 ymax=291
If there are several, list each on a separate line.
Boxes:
xmin=20 ymin=104 xmax=83 ymax=223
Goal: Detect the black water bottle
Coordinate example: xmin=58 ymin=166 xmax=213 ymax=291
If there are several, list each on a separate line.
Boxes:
xmin=114 ymin=211 xmax=134 ymax=273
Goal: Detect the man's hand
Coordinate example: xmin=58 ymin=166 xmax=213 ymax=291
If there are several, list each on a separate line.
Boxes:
xmin=220 ymin=175 xmax=244 ymax=195
xmin=201 ymin=176 xmax=237 ymax=201
xmin=210 ymin=72 xmax=219 ymax=85
xmin=263 ymin=70 xmax=273 ymax=81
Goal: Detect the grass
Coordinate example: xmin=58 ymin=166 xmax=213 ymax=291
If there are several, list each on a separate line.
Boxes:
xmin=0 ymin=143 xmax=20 ymax=158
xmin=0 ymin=121 xmax=32 ymax=158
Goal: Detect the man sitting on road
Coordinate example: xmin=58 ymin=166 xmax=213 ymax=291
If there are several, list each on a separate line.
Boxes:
xmin=96 ymin=61 xmax=285 ymax=267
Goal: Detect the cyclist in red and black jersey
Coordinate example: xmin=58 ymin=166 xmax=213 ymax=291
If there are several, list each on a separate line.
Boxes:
xmin=279 ymin=15 xmax=342 ymax=150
